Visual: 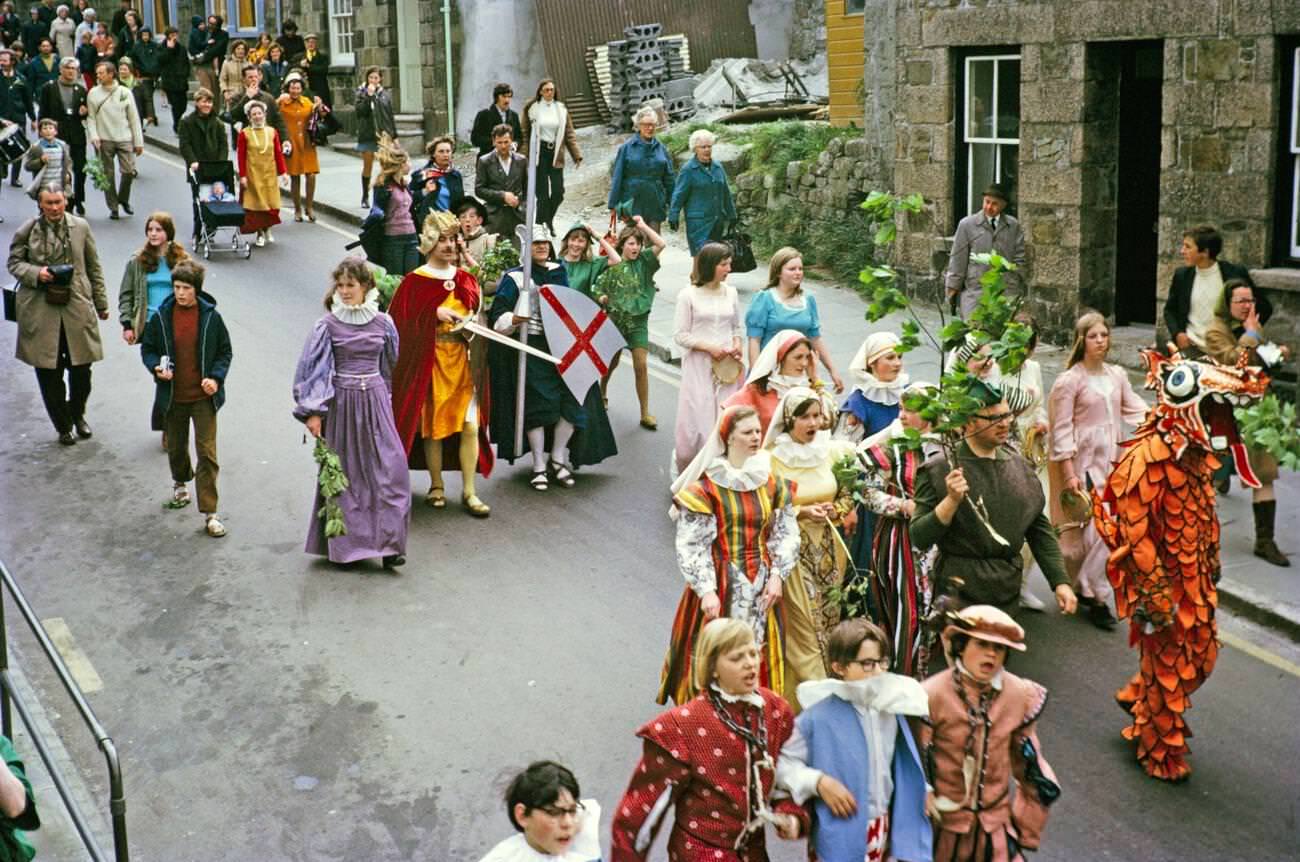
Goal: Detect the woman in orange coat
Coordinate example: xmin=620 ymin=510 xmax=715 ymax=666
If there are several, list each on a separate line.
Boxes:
xmin=277 ymin=73 xmax=321 ymax=222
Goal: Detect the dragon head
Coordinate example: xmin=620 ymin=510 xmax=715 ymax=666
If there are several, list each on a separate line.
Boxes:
xmin=1140 ymin=346 xmax=1270 ymax=482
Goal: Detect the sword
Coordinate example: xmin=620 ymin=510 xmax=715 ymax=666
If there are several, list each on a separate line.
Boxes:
xmin=452 ymin=317 xmax=560 ymax=364
xmin=513 ymin=122 xmax=543 ymax=454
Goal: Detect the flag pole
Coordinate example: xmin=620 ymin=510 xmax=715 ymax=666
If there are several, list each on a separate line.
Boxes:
xmin=514 ymin=127 xmax=542 ymax=456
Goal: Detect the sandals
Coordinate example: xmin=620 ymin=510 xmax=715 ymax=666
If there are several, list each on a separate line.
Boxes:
xmin=640 ymin=414 xmax=658 ymax=431
xmin=549 ymin=459 xmax=576 ymax=488
xmin=294 ymin=211 xmax=303 ymax=222
xmin=530 ymin=470 xmax=549 ymax=491
xmin=306 ymin=211 xmax=317 ymax=223
xmin=204 ymin=514 xmax=227 ymax=538
xmin=168 ymin=483 xmax=191 ymax=508
xmin=426 ymin=487 xmax=446 ymax=508
xmin=462 ymin=494 xmax=491 ymax=517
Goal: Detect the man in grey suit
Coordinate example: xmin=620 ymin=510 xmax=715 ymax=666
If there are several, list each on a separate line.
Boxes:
xmin=475 ymin=123 xmax=527 ymax=248
xmin=945 ymin=183 xmax=1025 ymax=318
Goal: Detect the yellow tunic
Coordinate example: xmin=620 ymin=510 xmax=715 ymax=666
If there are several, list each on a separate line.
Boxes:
xmin=419 ymin=278 xmax=476 ymax=441
xmin=771 ymin=440 xmax=853 ymax=709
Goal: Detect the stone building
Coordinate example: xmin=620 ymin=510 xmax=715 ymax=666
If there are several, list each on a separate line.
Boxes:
xmin=840 ymin=0 xmax=1300 ymax=346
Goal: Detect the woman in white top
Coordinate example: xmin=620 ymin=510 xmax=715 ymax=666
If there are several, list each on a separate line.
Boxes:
xmin=520 ymin=78 xmax=582 ymax=235
xmin=1047 ymin=311 xmax=1148 ymax=630
xmin=672 ymin=241 xmax=744 ymax=475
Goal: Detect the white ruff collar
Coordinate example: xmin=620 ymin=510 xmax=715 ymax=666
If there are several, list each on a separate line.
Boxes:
xmin=850 ymin=370 xmax=910 ymax=405
xmin=704 ymin=451 xmax=771 ymax=491
xmin=796 ymin=673 xmax=929 ymax=716
xmin=331 ymin=288 xmax=380 ymax=325
xmin=710 ymin=683 xmax=765 ymax=708
xmin=770 ymin=431 xmax=832 ymax=468
xmin=768 ymin=372 xmax=812 ymax=397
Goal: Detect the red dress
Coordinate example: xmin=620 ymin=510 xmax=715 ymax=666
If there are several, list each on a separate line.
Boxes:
xmin=610 ymin=688 xmax=796 ymax=862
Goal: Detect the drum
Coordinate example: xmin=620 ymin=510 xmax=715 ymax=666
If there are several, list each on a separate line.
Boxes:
xmin=0 ymin=124 xmax=29 ymax=164
xmin=711 ymin=355 xmax=743 ymax=386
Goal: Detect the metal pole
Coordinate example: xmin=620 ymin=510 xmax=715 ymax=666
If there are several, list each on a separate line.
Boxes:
xmin=0 ymin=596 xmax=9 ymax=740
xmin=441 ymin=0 xmax=455 ymax=135
xmin=513 ymin=127 xmax=542 ymax=455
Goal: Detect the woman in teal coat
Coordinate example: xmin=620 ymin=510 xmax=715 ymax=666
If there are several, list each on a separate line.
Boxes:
xmin=667 ymin=127 xmax=736 ymax=256
xmin=607 ymin=106 xmax=674 ymax=230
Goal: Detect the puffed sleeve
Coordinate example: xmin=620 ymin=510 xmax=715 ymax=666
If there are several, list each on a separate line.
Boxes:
xmin=292 ymin=318 xmax=334 ymax=422
xmin=609 ymin=731 xmax=693 ymax=862
xmin=1117 ymin=368 xmax=1149 ymax=426
xmin=675 ymin=509 xmax=719 ymax=597
xmin=1047 ymin=370 xmax=1079 ymax=463
xmin=1010 ymin=679 xmax=1060 ymax=850
xmin=744 ymin=289 xmax=770 ymax=340
xmin=379 ymin=313 xmax=399 ymax=385
xmin=862 ymin=452 xmax=910 ymax=517
xmin=671 ymin=286 xmax=699 ymax=351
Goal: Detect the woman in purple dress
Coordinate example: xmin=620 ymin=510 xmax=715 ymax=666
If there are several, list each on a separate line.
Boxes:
xmin=293 ymin=257 xmax=411 ymax=567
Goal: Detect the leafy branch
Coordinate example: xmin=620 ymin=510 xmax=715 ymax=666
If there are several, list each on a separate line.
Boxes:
xmin=1235 ymin=394 xmax=1300 ymax=472
xmin=314 ymin=437 xmax=350 ymax=538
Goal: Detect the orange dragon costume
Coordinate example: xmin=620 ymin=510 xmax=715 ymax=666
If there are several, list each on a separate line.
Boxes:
xmin=1092 ymin=348 xmax=1268 ymax=781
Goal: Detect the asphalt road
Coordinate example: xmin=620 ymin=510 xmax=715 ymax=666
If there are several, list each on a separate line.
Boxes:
xmin=1 ymin=152 xmax=1298 ymax=862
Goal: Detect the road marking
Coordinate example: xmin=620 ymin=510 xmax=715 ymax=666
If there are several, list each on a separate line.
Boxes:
xmin=39 ymin=618 xmax=104 ymax=693
xmin=1220 ymin=630 xmax=1300 ymax=678
xmin=143 ymin=149 xmax=358 ymax=241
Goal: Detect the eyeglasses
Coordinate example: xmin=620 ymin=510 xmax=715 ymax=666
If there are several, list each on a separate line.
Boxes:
xmin=1230 ymin=298 xmax=1255 ymax=306
xmin=538 ymin=801 xmax=585 ymax=819
xmin=846 ymin=657 xmax=888 ymax=671
xmin=974 ymin=411 xmax=1014 ymax=424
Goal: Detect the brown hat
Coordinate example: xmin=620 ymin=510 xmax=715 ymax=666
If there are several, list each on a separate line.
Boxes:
xmin=942 ymin=604 xmax=1027 ymax=652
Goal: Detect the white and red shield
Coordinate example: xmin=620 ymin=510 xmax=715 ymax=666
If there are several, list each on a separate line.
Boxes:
xmin=538 ymin=285 xmax=627 ymax=402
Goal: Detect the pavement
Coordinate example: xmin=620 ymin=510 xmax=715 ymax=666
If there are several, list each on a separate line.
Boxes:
xmin=0 ymin=112 xmax=1295 ymax=859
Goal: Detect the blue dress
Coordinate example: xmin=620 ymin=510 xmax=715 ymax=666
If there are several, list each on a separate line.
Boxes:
xmin=666 ymin=156 xmax=736 ymax=255
xmin=745 ymin=289 xmax=821 ymax=348
xmin=844 ymin=396 xmax=901 ymax=606
xmin=608 ymin=135 xmax=675 ymax=224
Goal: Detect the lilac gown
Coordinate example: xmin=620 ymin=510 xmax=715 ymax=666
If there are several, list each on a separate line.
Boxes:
xmin=293 ymin=313 xmax=411 ymax=563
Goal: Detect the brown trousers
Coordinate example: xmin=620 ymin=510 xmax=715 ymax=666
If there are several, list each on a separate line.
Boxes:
xmin=165 ymin=398 xmax=219 ymax=514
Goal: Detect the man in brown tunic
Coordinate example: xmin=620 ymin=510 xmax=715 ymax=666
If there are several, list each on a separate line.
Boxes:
xmin=911 ymin=383 xmax=1078 ymax=616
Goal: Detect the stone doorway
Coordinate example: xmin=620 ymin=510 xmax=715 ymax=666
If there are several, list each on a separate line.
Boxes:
xmin=1082 ymin=40 xmax=1164 ymax=325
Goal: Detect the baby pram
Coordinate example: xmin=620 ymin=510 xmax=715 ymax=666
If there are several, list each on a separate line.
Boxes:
xmin=189 ymin=161 xmax=252 ymax=260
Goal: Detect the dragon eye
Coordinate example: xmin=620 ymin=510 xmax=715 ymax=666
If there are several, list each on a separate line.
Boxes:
xmin=1164 ymin=365 xmax=1197 ymax=400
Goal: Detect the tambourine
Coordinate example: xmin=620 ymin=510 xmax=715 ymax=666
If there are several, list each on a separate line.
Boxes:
xmin=1021 ymin=425 xmax=1049 ymax=470
xmin=1056 ymin=487 xmax=1093 ymax=533
xmin=712 ymin=355 xmax=743 ymax=385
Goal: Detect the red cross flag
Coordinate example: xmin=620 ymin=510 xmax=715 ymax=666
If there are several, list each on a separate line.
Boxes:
xmin=538 ymin=285 xmax=628 ymax=402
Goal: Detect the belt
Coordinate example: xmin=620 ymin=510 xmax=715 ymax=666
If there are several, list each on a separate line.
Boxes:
xmin=333 ymin=372 xmax=380 ymax=390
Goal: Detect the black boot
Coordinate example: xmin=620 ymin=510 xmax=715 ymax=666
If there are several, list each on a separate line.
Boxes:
xmin=361 ymin=177 xmax=370 ymax=209
xmin=1253 ymin=500 xmax=1290 ymax=567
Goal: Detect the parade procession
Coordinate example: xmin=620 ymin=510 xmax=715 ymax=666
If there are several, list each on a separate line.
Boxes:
xmin=2 ymin=1 xmax=1300 ymax=860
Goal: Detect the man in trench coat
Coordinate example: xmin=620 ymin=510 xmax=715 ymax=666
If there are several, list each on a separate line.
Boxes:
xmin=7 ymin=184 xmax=109 ymax=445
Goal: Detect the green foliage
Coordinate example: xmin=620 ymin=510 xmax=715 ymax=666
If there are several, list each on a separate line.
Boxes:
xmin=594 ymin=261 xmax=642 ymax=311
xmin=85 ymin=156 xmax=110 ymax=192
xmin=826 ymin=576 xmax=874 ymax=622
xmin=742 ymin=122 xmax=861 ymax=180
xmin=313 ymin=437 xmax=350 ymax=538
xmin=746 ymin=200 xmax=873 ymax=286
xmin=1235 ymin=394 xmax=1300 ymax=472
xmin=469 ymin=241 xmax=520 ymax=299
xmin=372 ymin=266 xmax=401 ymax=311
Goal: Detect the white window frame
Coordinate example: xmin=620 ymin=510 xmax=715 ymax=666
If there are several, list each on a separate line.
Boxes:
xmin=962 ymin=54 xmax=1021 ymax=216
xmin=1289 ymin=47 xmax=1300 ymax=259
xmin=144 ymin=0 xmax=178 ymax=33
xmin=328 ymin=0 xmax=355 ymax=67
xmin=206 ymin=0 xmax=266 ymax=39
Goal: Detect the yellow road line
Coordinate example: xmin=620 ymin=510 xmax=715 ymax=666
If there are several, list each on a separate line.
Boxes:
xmin=40 ymin=617 xmax=104 ymax=693
xmin=1220 ymin=630 xmax=1300 ymax=678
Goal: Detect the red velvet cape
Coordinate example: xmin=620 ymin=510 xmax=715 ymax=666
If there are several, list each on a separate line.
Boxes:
xmin=388 ymin=267 xmax=493 ymax=475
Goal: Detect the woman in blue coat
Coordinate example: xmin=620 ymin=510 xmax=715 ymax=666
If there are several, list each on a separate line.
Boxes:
xmin=607 ymin=106 xmax=674 ymax=231
xmin=666 ymin=128 xmax=736 ymax=256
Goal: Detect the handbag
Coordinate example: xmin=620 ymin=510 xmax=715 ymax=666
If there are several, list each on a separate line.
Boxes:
xmin=2 ymin=283 xmax=17 ymax=322
xmin=723 ymin=221 xmax=757 ymax=273
xmin=43 ymin=264 xmax=75 ymax=306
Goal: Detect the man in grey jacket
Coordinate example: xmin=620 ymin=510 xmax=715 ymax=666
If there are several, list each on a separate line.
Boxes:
xmin=85 ymin=59 xmax=142 ymax=219
xmin=944 ymin=183 xmax=1025 ymax=318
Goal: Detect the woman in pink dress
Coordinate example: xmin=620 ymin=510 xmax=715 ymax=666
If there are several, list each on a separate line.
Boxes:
xmin=1047 ymin=311 xmax=1148 ymax=629
xmin=672 ymin=242 xmax=744 ymax=475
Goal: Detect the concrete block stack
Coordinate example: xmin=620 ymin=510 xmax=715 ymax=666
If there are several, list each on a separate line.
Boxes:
xmin=603 ymin=24 xmax=700 ymax=129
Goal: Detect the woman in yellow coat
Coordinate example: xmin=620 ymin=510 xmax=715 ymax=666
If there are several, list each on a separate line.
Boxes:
xmin=236 ymin=101 xmax=287 ymax=247
xmin=277 ymin=74 xmax=322 ymax=222
xmin=765 ymin=385 xmax=856 ymax=710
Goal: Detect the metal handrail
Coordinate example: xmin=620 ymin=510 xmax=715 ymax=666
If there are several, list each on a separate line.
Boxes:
xmin=0 ymin=558 xmax=128 ymax=861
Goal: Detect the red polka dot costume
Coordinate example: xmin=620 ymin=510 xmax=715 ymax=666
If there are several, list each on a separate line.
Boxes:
xmin=610 ymin=688 xmax=796 ymax=861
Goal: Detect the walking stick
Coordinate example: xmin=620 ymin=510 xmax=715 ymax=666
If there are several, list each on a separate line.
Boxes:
xmin=513 ymin=128 xmax=542 ymax=455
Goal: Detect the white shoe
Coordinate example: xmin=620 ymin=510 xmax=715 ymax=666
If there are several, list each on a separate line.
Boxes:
xmin=265 ymin=230 xmax=275 ymax=244
xmin=204 ymin=514 xmax=227 ymax=537
xmin=1020 ymin=589 xmax=1047 ymax=611
xmin=254 ymin=232 xmax=266 ymax=247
